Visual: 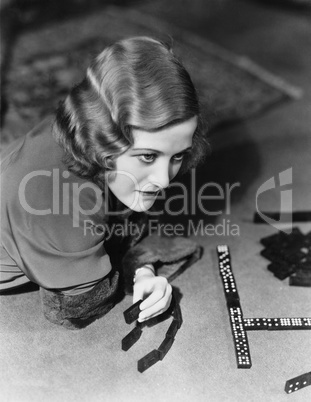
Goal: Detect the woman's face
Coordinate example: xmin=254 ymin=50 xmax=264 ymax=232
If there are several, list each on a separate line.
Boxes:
xmin=106 ymin=116 xmax=198 ymax=212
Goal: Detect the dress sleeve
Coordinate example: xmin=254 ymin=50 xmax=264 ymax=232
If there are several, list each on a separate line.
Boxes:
xmin=119 ymin=212 xmax=203 ymax=294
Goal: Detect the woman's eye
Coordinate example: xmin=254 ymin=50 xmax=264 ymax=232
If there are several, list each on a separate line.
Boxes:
xmin=173 ymin=153 xmax=184 ymax=162
xmin=138 ymin=154 xmax=156 ymax=163
xmin=137 ymin=152 xmax=185 ymax=164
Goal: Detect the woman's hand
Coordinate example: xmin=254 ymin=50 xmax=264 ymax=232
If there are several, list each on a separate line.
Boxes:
xmin=133 ymin=266 xmax=172 ymax=322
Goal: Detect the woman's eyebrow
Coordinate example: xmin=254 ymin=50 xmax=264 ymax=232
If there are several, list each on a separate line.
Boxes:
xmin=131 ymin=146 xmax=192 ymax=154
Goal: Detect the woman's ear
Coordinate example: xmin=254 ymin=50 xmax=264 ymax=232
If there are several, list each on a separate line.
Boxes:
xmin=103 ymin=156 xmax=114 ymax=170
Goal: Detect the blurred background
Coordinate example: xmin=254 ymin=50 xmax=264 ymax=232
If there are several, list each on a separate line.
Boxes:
xmin=1 ymin=0 xmax=310 ymax=145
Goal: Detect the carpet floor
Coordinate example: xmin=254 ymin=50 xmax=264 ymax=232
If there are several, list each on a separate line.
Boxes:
xmin=1 ymin=6 xmax=301 ymax=149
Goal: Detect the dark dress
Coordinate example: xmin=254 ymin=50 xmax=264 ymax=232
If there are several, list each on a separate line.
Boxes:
xmin=0 ymin=117 xmax=118 ymax=294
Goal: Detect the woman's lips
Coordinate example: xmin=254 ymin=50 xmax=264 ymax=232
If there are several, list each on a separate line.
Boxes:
xmin=138 ymin=190 xmax=159 ymax=196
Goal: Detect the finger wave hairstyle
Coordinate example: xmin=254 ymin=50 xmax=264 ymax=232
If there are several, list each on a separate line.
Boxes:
xmin=53 ymin=36 xmax=208 ymax=190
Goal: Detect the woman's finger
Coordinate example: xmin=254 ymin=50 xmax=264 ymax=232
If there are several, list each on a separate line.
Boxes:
xmin=139 ymin=277 xmax=168 ymax=309
xmin=133 ymin=283 xmax=145 ymax=304
xmin=138 ymin=293 xmax=172 ymax=322
xmin=138 ymin=283 xmax=172 ymax=321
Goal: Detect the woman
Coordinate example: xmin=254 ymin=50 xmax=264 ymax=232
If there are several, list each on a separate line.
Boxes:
xmin=0 ymin=36 xmax=207 ymax=329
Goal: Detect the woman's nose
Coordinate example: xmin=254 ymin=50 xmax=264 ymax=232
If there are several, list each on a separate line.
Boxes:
xmin=148 ymin=162 xmax=170 ymax=189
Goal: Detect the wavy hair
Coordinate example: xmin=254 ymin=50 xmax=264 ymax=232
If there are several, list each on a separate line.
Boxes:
xmin=53 ymin=36 xmax=208 ymax=190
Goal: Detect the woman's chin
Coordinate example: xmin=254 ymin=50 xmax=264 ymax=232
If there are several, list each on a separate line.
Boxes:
xmin=128 ymin=198 xmax=155 ymax=212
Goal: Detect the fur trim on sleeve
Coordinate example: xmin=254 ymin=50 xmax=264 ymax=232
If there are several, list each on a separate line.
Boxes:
xmin=122 ymin=235 xmax=203 ymax=294
xmin=40 ymin=270 xmax=120 ymax=329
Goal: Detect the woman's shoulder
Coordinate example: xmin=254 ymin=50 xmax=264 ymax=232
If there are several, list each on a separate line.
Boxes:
xmin=1 ymin=169 xmax=108 ymax=254
xmin=1 ymin=116 xmax=62 ymax=177
xmin=1 ymin=117 xmax=109 ymax=231
xmin=6 ymin=167 xmax=107 ymax=229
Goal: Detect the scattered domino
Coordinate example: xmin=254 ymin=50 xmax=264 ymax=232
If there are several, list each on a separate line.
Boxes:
xmin=260 ymin=232 xmax=284 ymax=247
xmin=172 ymin=302 xmax=183 ymax=329
xmin=123 ymin=299 xmax=143 ymax=324
xmin=166 ymin=319 xmax=179 ymax=339
xmin=137 ymin=349 xmax=161 ymax=373
xmin=122 ymin=326 xmax=142 ymax=351
xmin=285 ymin=371 xmax=311 ymax=394
xmin=260 ymin=248 xmax=305 ymax=265
xmin=267 ymin=262 xmax=296 ymax=280
xmin=259 ymin=227 xmax=311 ymax=286
xmin=157 ymin=336 xmax=175 ymax=360
xmin=290 ymin=268 xmax=311 ymax=287
xmin=122 ymin=289 xmax=182 ymax=373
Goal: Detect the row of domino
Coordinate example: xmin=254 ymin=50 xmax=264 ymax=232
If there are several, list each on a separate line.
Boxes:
xmin=244 ymin=317 xmax=311 ymax=330
xmin=217 ymin=245 xmax=252 ymax=369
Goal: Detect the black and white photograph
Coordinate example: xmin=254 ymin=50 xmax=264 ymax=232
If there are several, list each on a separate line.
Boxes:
xmin=1 ymin=0 xmax=311 ymax=401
